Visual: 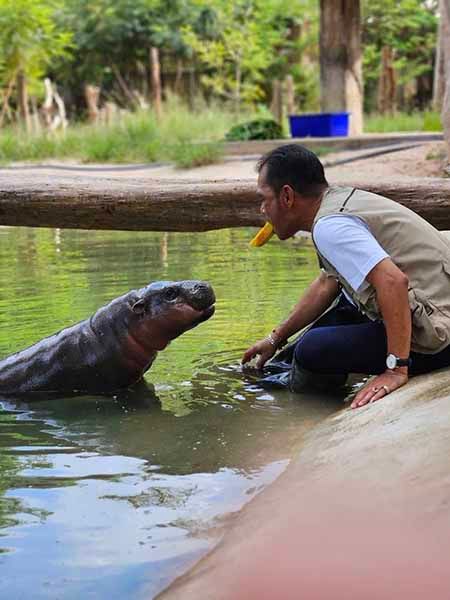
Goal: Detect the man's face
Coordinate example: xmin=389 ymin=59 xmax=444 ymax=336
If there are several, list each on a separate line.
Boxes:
xmin=257 ymin=165 xmax=291 ymax=240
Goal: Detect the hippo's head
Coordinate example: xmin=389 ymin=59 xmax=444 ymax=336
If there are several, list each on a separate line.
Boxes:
xmin=129 ymin=280 xmax=215 ymax=351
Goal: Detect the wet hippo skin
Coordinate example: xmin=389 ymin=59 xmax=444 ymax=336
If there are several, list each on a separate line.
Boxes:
xmin=0 ymin=280 xmax=215 ymax=396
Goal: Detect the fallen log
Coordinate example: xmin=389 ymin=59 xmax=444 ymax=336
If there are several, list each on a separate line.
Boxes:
xmin=1 ymin=173 xmax=450 ymax=231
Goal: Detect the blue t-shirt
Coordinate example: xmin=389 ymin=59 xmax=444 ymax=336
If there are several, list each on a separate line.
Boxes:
xmin=313 ymin=214 xmax=389 ymax=292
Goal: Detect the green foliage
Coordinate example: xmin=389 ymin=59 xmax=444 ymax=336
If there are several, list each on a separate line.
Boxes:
xmin=56 ymin=0 xmax=200 ymax=107
xmin=225 ymin=118 xmax=284 ymax=141
xmin=182 ymin=0 xmax=315 ymax=109
xmin=0 ymin=0 xmax=71 ymax=92
xmin=362 ymin=0 xmax=438 ymax=111
xmin=0 ymin=0 xmax=440 ymax=135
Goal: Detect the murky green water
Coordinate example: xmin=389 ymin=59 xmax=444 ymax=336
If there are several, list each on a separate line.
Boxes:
xmin=0 ymin=227 xmax=340 ymax=599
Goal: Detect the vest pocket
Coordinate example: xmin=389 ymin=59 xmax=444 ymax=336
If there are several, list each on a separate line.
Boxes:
xmin=408 ymin=288 xmax=449 ymax=353
xmin=441 ymin=260 xmax=450 ymax=286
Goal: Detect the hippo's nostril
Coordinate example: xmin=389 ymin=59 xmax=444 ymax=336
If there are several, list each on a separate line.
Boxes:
xmin=164 ymin=287 xmax=178 ymax=301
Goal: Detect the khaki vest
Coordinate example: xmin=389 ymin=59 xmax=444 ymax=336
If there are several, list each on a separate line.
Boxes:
xmin=312 ymin=186 xmax=450 ymax=354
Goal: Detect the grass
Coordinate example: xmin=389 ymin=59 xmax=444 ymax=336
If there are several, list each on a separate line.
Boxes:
xmin=0 ymin=104 xmax=443 ymax=167
xmin=0 ymin=97 xmax=240 ymax=168
xmin=364 ymin=110 xmax=442 ymax=133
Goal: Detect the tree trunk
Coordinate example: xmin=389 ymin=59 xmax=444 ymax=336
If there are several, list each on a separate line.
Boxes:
xmin=17 ymin=70 xmax=31 ymax=132
xmin=320 ymin=0 xmax=363 ymax=135
xmin=377 ymin=46 xmax=397 ymax=114
xmin=441 ymin=0 xmax=450 ymax=166
xmin=432 ymin=1 xmax=447 ymax=111
xmin=150 ymin=46 xmax=163 ymax=119
xmin=0 ymin=174 xmax=450 ymax=231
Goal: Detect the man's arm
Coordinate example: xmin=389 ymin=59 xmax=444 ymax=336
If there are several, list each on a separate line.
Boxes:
xmin=351 ymin=257 xmax=410 ymax=408
xmin=242 ymin=272 xmax=340 ymax=369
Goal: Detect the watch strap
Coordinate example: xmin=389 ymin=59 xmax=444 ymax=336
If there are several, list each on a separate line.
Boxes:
xmin=395 ymin=357 xmax=410 ymax=367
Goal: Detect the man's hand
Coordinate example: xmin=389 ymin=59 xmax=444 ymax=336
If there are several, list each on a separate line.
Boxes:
xmin=242 ymin=274 xmax=340 ymax=372
xmin=351 ymin=369 xmax=408 ymax=409
xmin=242 ymin=338 xmax=277 ymax=370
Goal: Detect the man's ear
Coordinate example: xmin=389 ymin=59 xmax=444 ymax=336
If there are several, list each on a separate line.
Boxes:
xmin=281 ymin=184 xmax=295 ymax=209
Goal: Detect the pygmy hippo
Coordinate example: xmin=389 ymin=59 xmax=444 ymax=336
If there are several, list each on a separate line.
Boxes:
xmin=0 ymin=280 xmax=215 ymax=396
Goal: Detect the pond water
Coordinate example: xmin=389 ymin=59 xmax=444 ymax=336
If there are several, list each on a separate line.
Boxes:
xmin=0 ymin=226 xmax=341 ymax=599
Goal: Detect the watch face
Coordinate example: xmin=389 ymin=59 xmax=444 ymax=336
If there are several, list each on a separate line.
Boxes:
xmin=386 ymin=354 xmax=396 ymax=369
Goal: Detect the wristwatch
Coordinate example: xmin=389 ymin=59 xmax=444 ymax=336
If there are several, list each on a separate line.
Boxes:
xmin=386 ymin=353 xmax=410 ymax=370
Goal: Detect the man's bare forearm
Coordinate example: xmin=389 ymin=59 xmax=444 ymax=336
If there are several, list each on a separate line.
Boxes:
xmin=369 ymin=261 xmax=411 ymax=367
xmin=273 ymin=273 xmax=340 ymax=343
xmin=352 ymin=259 xmax=411 ymax=408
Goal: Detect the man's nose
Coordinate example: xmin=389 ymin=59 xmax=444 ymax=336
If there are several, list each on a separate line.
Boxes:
xmin=260 ymin=201 xmax=266 ymax=215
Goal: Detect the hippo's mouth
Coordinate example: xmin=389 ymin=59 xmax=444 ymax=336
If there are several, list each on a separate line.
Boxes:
xmin=192 ymin=302 xmax=215 ymax=325
xmin=181 ymin=302 xmax=215 ymax=333
xmin=201 ymin=303 xmax=215 ymax=320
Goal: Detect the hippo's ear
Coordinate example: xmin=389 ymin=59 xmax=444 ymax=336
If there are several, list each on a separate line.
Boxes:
xmin=131 ymin=299 xmax=146 ymax=314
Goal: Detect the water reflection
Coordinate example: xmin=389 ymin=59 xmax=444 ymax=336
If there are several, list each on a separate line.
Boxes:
xmin=0 ymin=227 xmax=340 ymax=599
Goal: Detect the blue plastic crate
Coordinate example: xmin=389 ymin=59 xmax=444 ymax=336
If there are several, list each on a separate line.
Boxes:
xmin=289 ymin=112 xmax=350 ymax=137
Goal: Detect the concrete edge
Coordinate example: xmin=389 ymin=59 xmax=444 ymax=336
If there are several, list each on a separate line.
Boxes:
xmin=158 ymin=368 xmax=450 ymax=599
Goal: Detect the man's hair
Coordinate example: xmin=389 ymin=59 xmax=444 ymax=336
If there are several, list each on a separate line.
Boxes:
xmin=257 ymin=144 xmax=328 ymax=197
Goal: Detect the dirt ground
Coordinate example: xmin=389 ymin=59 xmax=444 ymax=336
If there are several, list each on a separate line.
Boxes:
xmin=3 ymin=140 xmax=447 ymax=183
xmin=323 ymin=140 xmax=447 ymax=182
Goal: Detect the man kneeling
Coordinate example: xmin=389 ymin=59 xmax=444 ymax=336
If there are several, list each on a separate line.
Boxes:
xmin=242 ymin=144 xmax=450 ymax=409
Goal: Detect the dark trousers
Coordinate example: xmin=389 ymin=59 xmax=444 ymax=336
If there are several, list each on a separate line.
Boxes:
xmin=294 ymin=295 xmax=450 ymax=376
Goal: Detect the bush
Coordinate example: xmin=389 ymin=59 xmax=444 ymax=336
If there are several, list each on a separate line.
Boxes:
xmin=225 ymin=118 xmax=284 ymax=141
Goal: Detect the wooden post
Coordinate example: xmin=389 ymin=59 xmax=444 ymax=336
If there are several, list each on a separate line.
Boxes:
xmin=52 ymin=87 xmax=68 ymax=132
xmin=150 ymin=46 xmax=163 ymax=120
xmin=17 ymin=70 xmax=31 ymax=132
xmin=0 ymin=75 xmax=16 ymax=128
xmin=84 ymin=84 xmax=100 ymax=124
xmin=42 ymin=78 xmax=54 ymax=128
xmin=285 ymin=75 xmax=296 ymax=116
xmin=270 ymin=80 xmax=283 ymax=125
xmin=42 ymin=78 xmax=68 ymax=132
xmin=320 ymin=0 xmax=363 ymax=135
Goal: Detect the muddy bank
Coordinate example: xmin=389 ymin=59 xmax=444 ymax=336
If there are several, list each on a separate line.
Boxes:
xmin=159 ymin=368 xmax=450 ymax=600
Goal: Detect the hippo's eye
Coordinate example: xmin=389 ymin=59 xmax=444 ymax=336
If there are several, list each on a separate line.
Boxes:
xmin=164 ymin=288 xmax=178 ymax=301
